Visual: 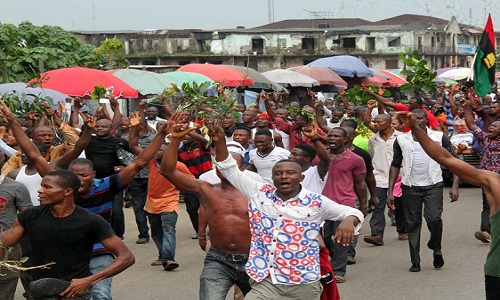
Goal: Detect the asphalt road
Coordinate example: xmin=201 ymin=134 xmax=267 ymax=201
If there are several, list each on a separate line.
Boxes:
xmin=16 ymin=186 xmax=489 ymax=299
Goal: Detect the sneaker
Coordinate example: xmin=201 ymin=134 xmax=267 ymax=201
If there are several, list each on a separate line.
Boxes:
xmin=409 ymin=263 xmax=421 ymax=272
xmin=191 ymin=234 xmax=200 ymax=239
xmin=163 ymin=260 xmax=179 ymax=271
xmin=136 ymin=237 xmax=149 ymax=244
xmin=390 ymin=217 xmax=396 ymax=226
xmin=398 ymin=233 xmax=408 ymax=240
xmin=363 ymin=235 xmax=384 ymax=246
xmin=474 ymin=231 xmax=491 ymax=243
xmin=346 ymin=256 xmax=356 ymax=265
xmin=124 ymin=201 xmax=133 ymax=208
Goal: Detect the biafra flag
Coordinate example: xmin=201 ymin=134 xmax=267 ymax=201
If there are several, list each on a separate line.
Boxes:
xmin=474 ymin=14 xmax=497 ymax=97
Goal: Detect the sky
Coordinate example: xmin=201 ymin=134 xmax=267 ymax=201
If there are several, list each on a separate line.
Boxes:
xmin=1 ymin=0 xmax=499 ymax=31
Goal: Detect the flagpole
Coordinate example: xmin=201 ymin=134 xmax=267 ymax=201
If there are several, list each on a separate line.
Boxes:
xmin=467 ymin=52 xmax=477 ymax=82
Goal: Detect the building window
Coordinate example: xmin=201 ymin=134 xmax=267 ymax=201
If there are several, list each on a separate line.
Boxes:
xmin=252 ymin=38 xmax=264 ymax=54
xmin=386 ymin=59 xmax=399 ymax=69
xmin=302 ymin=38 xmax=315 ymax=50
xmin=388 ymin=37 xmax=401 ymax=47
xmin=343 ymin=38 xmax=356 ymax=49
xmin=278 ymin=38 xmax=287 ymax=49
xmin=366 ymin=37 xmax=375 ymax=52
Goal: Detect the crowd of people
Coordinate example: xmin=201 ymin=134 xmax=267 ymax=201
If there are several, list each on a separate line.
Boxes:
xmin=0 ymin=81 xmax=499 ymax=299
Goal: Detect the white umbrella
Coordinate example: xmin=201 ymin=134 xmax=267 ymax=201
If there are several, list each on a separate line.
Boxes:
xmin=440 ymin=68 xmax=473 ymax=81
xmin=262 ymin=69 xmax=320 ymax=87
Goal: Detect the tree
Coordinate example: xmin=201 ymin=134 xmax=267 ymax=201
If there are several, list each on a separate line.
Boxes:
xmin=92 ymin=38 xmax=128 ymax=70
xmin=0 ymin=21 xmax=96 ymax=82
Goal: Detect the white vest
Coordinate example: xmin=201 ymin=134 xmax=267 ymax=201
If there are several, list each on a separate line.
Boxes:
xmin=396 ymin=130 xmax=444 ymax=187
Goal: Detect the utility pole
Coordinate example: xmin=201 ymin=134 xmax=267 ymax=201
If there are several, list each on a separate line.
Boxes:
xmin=268 ymin=0 xmax=275 ymax=24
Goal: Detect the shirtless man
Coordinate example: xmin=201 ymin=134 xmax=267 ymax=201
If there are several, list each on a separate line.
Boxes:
xmin=398 ymin=111 xmax=500 ymax=300
xmin=159 ymin=117 xmax=253 ymax=300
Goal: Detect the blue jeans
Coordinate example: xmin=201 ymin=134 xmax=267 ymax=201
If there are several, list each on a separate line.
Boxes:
xmin=90 ymin=254 xmax=114 ymax=300
xmin=199 ymin=247 xmax=251 ymax=300
xmin=148 ymin=211 xmax=178 ymax=261
xmin=127 ymin=178 xmax=150 ymax=238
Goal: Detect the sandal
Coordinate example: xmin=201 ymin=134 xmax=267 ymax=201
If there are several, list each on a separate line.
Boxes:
xmin=151 ymin=259 xmax=163 ymax=266
xmin=334 ymin=275 xmax=346 ymax=283
xmin=163 ymin=260 xmax=179 ymax=271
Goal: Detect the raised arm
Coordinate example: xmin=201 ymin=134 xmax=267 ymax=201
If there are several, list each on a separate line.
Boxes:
xmin=302 ymin=123 xmax=329 ymax=179
xmin=314 ymin=102 xmax=331 ymax=134
xmin=362 ymin=87 xmax=395 ymax=108
xmin=363 ymin=100 xmax=378 ymax=133
xmin=462 ymin=100 xmax=478 ymax=132
xmin=128 ymin=112 xmax=143 ymax=156
xmin=52 ymin=115 xmax=95 ymax=171
xmin=160 ymin=97 xmax=175 ymax=118
xmin=0 ymin=100 xmax=53 ymax=176
xmin=262 ymin=92 xmax=277 ymax=122
xmin=159 ymin=113 xmax=201 ymax=194
xmin=119 ymin=118 xmax=171 ymax=187
xmin=109 ymin=96 xmax=122 ymax=134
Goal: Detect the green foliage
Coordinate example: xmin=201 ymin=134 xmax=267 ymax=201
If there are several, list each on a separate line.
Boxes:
xmin=93 ymin=38 xmax=127 ymax=70
xmin=0 ymin=21 xmax=96 ymax=82
xmin=340 ymin=84 xmax=391 ymax=105
xmin=284 ymin=105 xmax=316 ymax=123
xmin=399 ymin=49 xmax=437 ymax=96
xmin=161 ymin=81 xmax=239 ymax=122
xmin=91 ymin=85 xmax=106 ymax=100
xmin=1 ymin=92 xmax=53 ymax=117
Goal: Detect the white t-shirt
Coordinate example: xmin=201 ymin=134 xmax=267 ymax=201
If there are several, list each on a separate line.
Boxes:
xmin=410 ymin=142 xmax=433 ymax=186
xmin=301 ymin=166 xmax=327 ymax=194
xmin=249 ymin=146 xmax=291 ymax=184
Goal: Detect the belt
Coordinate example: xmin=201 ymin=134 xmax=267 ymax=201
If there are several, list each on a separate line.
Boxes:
xmin=210 ymin=247 xmax=249 ymax=262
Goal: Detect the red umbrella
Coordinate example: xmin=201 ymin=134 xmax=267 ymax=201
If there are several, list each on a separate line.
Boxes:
xmin=28 ymin=67 xmax=138 ymax=98
xmin=177 ymin=63 xmax=254 ymax=87
xmin=289 ymin=66 xmax=348 ymax=87
xmin=360 ymin=74 xmax=392 ymax=87
xmin=377 ymin=69 xmax=407 ymax=86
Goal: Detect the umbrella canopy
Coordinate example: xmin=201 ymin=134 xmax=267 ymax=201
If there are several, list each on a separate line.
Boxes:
xmin=360 ymin=74 xmax=393 ymax=87
xmin=224 ymin=65 xmax=284 ymax=91
xmin=435 ymin=67 xmax=457 ymax=75
xmin=439 ymin=67 xmax=473 ymax=81
xmin=28 ymin=67 xmax=138 ymax=98
xmin=0 ymin=82 xmax=70 ymax=103
xmin=376 ymin=69 xmax=407 ymax=86
xmin=160 ymin=71 xmax=214 ymax=86
xmin=307 ymin=55 xmax=373 ymax=78
xmin=177 ymin=64 xmax=254 ymax=87
xmin=262 ymin=69 xmax=319 ymax=87
xmin=289 ymin=66 xmax=348 ymax=88
xmin=433 ymin=76 xmax=458 ymax=86
xmin=109 ymin=69 xmax=174 ymax=96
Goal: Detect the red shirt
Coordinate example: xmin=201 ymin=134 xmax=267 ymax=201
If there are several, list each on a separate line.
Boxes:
xmin=322 ymin=149 xmax=366 ymax=207
xmin=394 ymin=103 xmax=440 ymax=132
xmin=274 ymin=118 xmax=325 ymax=150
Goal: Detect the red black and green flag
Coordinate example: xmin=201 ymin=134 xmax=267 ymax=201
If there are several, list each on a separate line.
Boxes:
xmin=474 ymin=14 xmax=496 ymax=97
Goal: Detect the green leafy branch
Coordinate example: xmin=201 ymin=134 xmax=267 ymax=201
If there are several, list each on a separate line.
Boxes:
xmin=339 ymin=84 xmax=391 ymax=105
xmin=284 ymin=105 xmax=316 ymax=123
xmin=160 ymin=81 xmax=239 ymax=122
xmin=399 ymin=49 xmax=437 ymax=96
xmin=91 ymin=85 xmax=107 ymax=100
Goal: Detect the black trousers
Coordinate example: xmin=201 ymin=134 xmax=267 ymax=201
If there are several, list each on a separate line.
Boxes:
xmin=485 ymin=275 xmax=500 ymax=300
xmin=183 ymin=192 xmax=200 ymax=233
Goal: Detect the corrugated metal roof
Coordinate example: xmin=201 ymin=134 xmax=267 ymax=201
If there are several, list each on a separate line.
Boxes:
xmin=254 ymin=18 xmax=373 ymax=30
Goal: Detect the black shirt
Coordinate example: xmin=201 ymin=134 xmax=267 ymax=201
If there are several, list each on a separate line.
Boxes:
xmin=85 ymin=136 xmax=130 ymax=179
xmin=17 ymin=206 xmax=114 ymax=281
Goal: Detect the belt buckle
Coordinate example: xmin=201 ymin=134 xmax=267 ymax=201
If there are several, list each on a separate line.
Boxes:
xmin=231 ymin=254 xmax=246 ymax=261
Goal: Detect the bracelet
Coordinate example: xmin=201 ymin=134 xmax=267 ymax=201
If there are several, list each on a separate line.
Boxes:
xmin=197 ymin=235 xmax=207 ymax=240
xmin=310 ymin=137 xmax=320 ymax=143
